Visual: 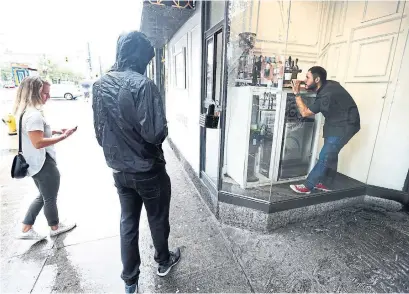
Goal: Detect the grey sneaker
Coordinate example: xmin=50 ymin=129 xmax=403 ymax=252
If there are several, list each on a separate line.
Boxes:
xmin=16 ymin=229 xmax=46 ymax=241
xmin=50 ymin=223 xmax=76 ymax=237
xmin=157 ymin=248 xmax=181 ymax=277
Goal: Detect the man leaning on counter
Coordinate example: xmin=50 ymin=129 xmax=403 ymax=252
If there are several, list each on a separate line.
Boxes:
xmin=290 ymin=66 xmax=361 ymax=194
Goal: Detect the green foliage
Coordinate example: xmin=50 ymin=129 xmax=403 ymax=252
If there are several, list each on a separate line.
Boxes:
xmin=37 ymin=57 xmax=84 ymax=84
xmin=0 ymin=64 xmax=12 ymax=81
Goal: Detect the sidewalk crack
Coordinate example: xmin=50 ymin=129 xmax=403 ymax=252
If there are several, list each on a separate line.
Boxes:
xmin=30 ymin=235 xmax=59 ymax=293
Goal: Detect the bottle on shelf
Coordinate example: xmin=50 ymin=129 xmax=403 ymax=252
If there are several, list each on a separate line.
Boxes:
xmin=292 ymin=58 xmax=302 ymax=80
xmin=251 ymin=55 xmax=256 ymax=84
xmin=238 ymin=56 xmax=245 ymax=79
xmin=284 ymin=56 xmax=293 ymax=85
xmin=291 ymin=59 xmax=297 ymax=80
xmin=252 ymin=55 xmax=261 ymax=86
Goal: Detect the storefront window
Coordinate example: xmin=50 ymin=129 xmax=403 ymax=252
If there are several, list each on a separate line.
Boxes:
xmin=204 ymin=30 xmax=224 ymax=185
xmin=221 ymin=0 xmax=366 ymax=202
xmin=205 ymin=40 xmax=214 ymax=101
xmin=222 ymin=0 xmax=291 ymax=201
xmin=204 ymin=38 xmax=218 ymax=183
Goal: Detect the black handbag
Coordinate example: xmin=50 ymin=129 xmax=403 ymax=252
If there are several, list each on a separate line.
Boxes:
xmin=11 ymin=111 xmax=29 ymax=179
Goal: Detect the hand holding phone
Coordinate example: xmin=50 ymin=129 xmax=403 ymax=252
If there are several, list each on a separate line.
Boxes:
xmin=62 ymin=126 xmax=77 ymax=139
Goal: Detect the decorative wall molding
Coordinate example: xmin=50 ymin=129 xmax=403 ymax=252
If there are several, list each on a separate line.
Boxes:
xmin=336 ymin=1 xmax=347 ymax=37
xmin=355 ymin=15 xmax=403 ymax=34
xmin=351 ymin=31 xmax=399 ymax=44
xmin=353 ymin=37 xmax=394 ymax=78
xmin=329 ymin=46 xmax=341 ymax=78
xmin=362 ymin=0 xmax=400 ymax=23
xmin=331 ymin=40 xmax=348 ymax=46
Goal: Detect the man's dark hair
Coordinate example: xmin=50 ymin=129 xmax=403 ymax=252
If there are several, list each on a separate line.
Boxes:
xmin=308 ymin=66 xmax=327 ymax=83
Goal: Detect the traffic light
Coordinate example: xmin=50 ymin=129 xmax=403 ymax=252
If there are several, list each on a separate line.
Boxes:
xmin=65 ymin=57 xmax=68 ymax=62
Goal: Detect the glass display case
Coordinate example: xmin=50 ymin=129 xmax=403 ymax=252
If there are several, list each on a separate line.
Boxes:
xmin=223 ymin=86 xmax=321 ymax=190
xmin=277 ymin=93 xmax=317 ymax=181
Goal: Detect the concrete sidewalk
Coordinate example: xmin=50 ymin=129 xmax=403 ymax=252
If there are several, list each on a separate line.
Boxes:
xmin=0 ymin=141 xmax=253 ymax=293
xmin=1 ymin=100 xmax=408 ymax=293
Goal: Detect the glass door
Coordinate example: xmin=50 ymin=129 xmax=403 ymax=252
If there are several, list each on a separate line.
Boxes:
xmin=202 ymin=29 xmax=223 ymax=185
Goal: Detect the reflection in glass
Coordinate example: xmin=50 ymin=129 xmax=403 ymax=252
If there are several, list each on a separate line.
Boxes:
xmin=246 ymin=90 xmax=277 ymax=183
xmin=205 ymin=129 xmax=220 ymax=183
xmin=258 ymin=92 xmax=277 ymax=178
xmin=204 ymin=32 xmax=223 ymax=184
xmin=278 ymin=93 xmax=316 ymax=180
xmin=214 ymin=32 xmax=223 ymax=106
xmin=205 ymin=40 xmax=214 ymax=101
xmin=222 ymin=0 xmax=291 ymax=201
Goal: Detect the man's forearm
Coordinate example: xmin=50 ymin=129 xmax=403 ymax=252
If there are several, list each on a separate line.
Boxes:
xmin=295 ymin=95 xmax=310 ymax=117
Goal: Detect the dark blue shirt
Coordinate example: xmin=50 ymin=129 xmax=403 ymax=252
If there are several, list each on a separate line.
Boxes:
xmin=309 ymin=80 xmax=360 ymax=138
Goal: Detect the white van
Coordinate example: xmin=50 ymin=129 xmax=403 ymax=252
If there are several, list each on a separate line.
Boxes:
xmin=50 ymin=83 xmax=82 ymax=100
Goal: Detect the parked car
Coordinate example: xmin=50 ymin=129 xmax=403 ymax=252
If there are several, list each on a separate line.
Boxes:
xmin=2 ymin=81 xmax=15 ymax=88
xmin=50 ymin=83 xmax=82 ymax=100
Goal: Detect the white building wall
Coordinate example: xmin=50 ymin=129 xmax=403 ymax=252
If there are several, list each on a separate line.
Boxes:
xmin=316 ymin=1 xmax=409 ymax=190
xmin=367 ymin=7 xmax=409 ymax=190
xmin=166 ymin=7 xmax=202 ymax=174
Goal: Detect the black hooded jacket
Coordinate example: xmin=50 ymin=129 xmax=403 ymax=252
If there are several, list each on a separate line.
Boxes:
xmin=92 ymin=32 xmax=168 ymax=174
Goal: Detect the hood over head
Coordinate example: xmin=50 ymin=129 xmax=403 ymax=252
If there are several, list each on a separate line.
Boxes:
xmin=112 ymin=31 xmax=155 ymax=74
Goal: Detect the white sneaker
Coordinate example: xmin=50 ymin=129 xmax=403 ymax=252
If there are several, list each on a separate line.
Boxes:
xmin=50 ymin=223 xmax=76 ymax=237
xmin=16 ymin=229 xmax=47 ymax=241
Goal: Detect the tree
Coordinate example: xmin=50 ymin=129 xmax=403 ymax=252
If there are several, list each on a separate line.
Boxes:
xmin=0 ymin=64 xmax=12 ymax=81
xmin=38 ymin=56 xmax=57 ymax=81
xmin=37 ymin=56 xmax=84 ymax=84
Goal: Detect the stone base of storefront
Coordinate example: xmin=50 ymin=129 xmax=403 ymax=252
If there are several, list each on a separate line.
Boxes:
xmin=167 ymin=137 xmax=408 ymax=232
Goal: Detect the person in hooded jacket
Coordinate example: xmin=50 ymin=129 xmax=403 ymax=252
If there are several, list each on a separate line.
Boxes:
xmin=92 ymin=31 xmax=180 ymax=293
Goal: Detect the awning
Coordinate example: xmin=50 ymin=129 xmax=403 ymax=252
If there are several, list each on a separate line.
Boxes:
xmin=140 ymin=0 xmax=196 ymax=48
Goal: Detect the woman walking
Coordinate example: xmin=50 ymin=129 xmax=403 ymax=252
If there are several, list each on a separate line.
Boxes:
xmin=14 ymin=76 xmax=77 ymax=240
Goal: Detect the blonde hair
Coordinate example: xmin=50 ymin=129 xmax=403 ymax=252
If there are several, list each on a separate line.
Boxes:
xmin=13 ymin=76 xmax=51 ymax=115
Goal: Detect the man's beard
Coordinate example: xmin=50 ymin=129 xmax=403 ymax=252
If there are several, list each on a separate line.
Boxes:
xmin=306 ymin=81 xmax=318 ymax=91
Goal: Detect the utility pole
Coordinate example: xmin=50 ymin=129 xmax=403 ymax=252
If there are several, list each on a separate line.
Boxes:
xmin=86 ymin=42 xmax=92 ymax=79
xmin=99 ymin=56 xmax=103 ymax=77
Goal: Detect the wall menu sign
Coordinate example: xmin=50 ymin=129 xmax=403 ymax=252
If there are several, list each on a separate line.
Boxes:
xmin=145 ymin=0 xmax=195 ymax=9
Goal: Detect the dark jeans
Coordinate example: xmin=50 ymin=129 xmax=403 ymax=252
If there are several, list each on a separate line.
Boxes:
xmin=305 ymin=135 xmax=354 ymax=190
xmin=23 ymin=154 xmax=60 ymax=226
xmin=113 ymin=169 xmax=171 ymax=285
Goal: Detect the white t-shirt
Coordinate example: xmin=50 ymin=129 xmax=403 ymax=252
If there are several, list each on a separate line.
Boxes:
xmin=21 ymin=107 xmax=57 ymax=176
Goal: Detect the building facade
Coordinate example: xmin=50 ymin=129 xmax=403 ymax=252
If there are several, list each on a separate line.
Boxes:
xmin=141 ymin=0 xmax=409 ymax=230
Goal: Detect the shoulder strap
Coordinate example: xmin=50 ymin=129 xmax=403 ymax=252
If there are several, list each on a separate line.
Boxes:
xmin=18 ymin=111 xmax=25 ymax=154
